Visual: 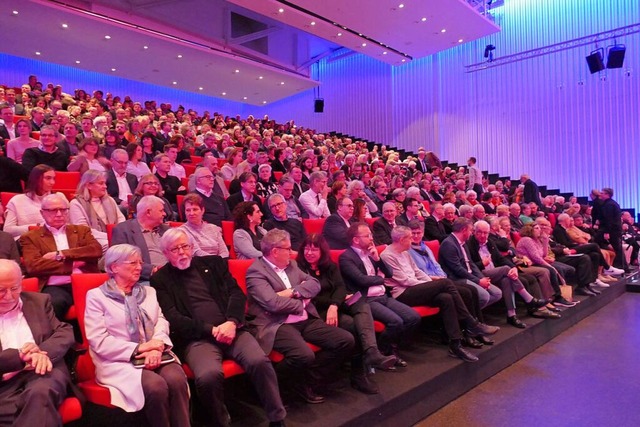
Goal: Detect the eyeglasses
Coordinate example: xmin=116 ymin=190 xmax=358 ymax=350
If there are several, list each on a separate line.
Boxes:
xmin=198 ymin=175 xmax=214 ymax=180
xmin=304 ymin=246 xmax=320 ymax=252
xmin=0 ymin=286 xmax=21 ymax=297
xmin=143 ymin=182 xmax=159 ymax=186
xmin=269 ymin=201 xmax=285 ymax=209
xmin=275 ymin=246 xmax=292 ymax=251
xmin=168 ymin=244 xmax=192 ymax=254
xmin=41 ymin=208 xmax=69 ymax=214
xmin=120 ymin=260 xmax=144 ymax=266
xmin=340 ymin=204 xmax=354 ymax=208
xmin=357 ymin=233 xmax=373 ymax=238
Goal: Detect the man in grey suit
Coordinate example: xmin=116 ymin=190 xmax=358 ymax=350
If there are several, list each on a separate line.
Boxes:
xmin=246 ymin=229 xmax=355 ymax=404
xmin=0 ymin=259 xmax=75 ymax=427
xmin=111 ymin=195 xmax=170 ymax=280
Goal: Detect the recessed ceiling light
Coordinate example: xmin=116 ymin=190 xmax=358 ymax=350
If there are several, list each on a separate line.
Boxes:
xmin=263 ymin=101 xmax=267 ymax=104
xmin=280 ymin=82 xmax=285 ymax=85
xmin=421 ymin=17 xmax=427 ymax=22
xmin=198 ymin=87 xmax=203 ymax=90
xmin=62 ymin=23 xmax=68 ymax=29
xmin=311 ymin=21 xmax=316 ymax=26
xmin=111 ymin=68 xmax=116 ymax=72
xmin=104 ymin=35 xmax=111 ymax=40
xmin=177 ymin=54 xmax=182 ymax=58
xmin=383 ymin=51 xmax=388 ymax=55
xmin=258 ymin=76 xmax=264 ymax=80
xmin=172 ymin=81 xmax=177 ymax=85
xmin=75 ymin=60 xmax=80 ymax=64
xmin=35 ymin=51 xmax=41 ymax=55
xmin=243 ymin=96 xmax=248 ymax=100
xmin=222 ymin=92 xmax=227 ymax=96
xmin=337 ymin=32 xmax=342 ymax=36
xmin=441 ymin=28 xmax=446 ymax=33
xmin=361 ymin=43 xmax=367 ymax=47
xmin=278 ymin=8 xmax=284 ymax=13
xmin=358 ymin=33 xmax=362 ymax=36
xmin=458 ymin=38 xmax=464 ymax=43
xmin=12 ymin=10 xmax=18 ymax=15
xmin=398 ymin=4 xmax=405 ymax=8
xmin=401 ymin=59 xmax=406 ymax=62
xmin=235 ymin=69 xmax=240 ymax=73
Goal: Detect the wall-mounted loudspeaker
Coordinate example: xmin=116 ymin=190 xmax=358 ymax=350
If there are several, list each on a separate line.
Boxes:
xmin=586 ymin=49 xmax=605 ymax=74
xmin=607 ymin=45 xmax=626 ymax=69
xmin=314 ymin=99 xmax=324 ymax=113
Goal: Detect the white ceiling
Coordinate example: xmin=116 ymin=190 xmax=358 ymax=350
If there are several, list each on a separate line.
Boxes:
xmin=0 ymin=0 xmax=499 ymax=105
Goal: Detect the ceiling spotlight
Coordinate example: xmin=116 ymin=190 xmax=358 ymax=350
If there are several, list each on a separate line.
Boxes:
xmin=12 ymin=10 xmax=19 ymax=15
xmin=278 ymin=8 xmax=284 ymax=13
xmin=337 ymin=32 xmax=342 ymax=36
xmin=401 ymin=59 xmax=406 ymax=62
xmin=263 ymin=101 xmax=267 ymax=104
xmin=35 ymin=51 xmax=41 ymax=55
xmin=75 ymin=60 xmax=80 ymax=64
xmin=421 ymin=17 xmax=427 ymax=22
xmin=361 ymin=43 xmax=367 ymax=47
xmin=280 ymin=82 xmax=285 ymax=85
xmin=440 ymin=28 xmax=446 ymax=33
xmin=311 ymin=21 xmax=316 ymax=26
xmin=177 ymin=54 xmax=183 ymax=58
xmin=235 ymin=69 xmax=240 ymax=73
xmin=62 ymin=23 xmax=68 ymax=29
xmin=198 ymin=87 xmax=203 ymax=90
xmin=143 ymin=45 xmax=149 ymax=49
xmin=222 ymin=92 xmax=227 ymax=96
xmin=172 ymin=81 xmax=177 ymax=85
xmin=243 ymin=96 xmax=248 ymax=100
xmin=111 ymin=68 xmax=116 ymax=72
xmin=258 ymin=76 xmax=264 ymax=80
xmin=398 ymin=4 xmax=405 ymax=8
xmin=383 ymin=51 xmax=388 ymax=55
xmin=458 ymin=39 xmax=464 ymax=43
xmin=104 ymin=35 xmax=111 ymax=40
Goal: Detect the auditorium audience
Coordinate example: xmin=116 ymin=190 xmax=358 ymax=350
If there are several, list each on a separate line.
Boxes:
xmin=180 ymin=193 xmax=228 ymax=257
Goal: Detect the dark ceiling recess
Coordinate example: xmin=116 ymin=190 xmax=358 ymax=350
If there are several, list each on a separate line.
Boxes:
xmin=231 ymin=12 xmax=270 ymax=55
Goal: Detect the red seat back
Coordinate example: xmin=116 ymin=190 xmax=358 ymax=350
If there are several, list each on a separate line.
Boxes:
xmin=424 ymin=240 xmax=440 ymax=261
xmin=302 ymin=218 xmax=326 ymax=235
xmin=52 ymin=171 xmax=80 ymax=191
xmin=221 ymin=220 xmax=236 ymax=259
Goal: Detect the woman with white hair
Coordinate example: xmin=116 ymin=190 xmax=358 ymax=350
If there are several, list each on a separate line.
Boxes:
xmin=69 ymin=169 xmax=125 ymax=252
xmin=84 ymin=244 xmax=190 ymax=427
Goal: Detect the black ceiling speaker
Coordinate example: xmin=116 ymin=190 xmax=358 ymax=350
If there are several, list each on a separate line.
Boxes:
xmin=586 ymin=48 xmax=605 ymax=74
xmin=314 ymin=99 xmax=324 ymax=113
xmin=607 ymin=44 xmax=626 ymax=68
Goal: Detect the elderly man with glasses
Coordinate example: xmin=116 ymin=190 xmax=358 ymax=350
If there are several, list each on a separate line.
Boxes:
xmin=19 ymin=193 xmax=102 ymax=319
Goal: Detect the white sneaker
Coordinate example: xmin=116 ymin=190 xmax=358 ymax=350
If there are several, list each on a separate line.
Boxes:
xmin=594 ymin=279 xmax=610 ymax=288
xmin=604 ymin=266 xmax=625 ymax=275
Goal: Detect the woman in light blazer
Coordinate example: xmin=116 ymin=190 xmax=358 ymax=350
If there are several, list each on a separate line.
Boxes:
xmin=84 ymin=244 xmax=190 ymax=427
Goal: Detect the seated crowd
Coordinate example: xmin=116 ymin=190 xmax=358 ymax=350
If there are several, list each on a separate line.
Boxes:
xmin=0 ymin=76 xmax=637 ymax=427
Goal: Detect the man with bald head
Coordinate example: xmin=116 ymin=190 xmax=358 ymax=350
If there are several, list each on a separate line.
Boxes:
xmin=0 ymin=259 xmax=75 ymax=426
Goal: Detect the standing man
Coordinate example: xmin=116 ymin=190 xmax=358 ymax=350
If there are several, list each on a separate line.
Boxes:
xmin=246 ymin=229 xmax=354 ymax=404
xmin=299 ymin=172 xmax=331 ymax=219
xmin=597 ymin=188 xmax=627 ymax=272
xmin=520 ymin=174 xmax=543 ymax=207
xmin=0 ymin=259 xmax=75 ymax=427
xmin=152 ymin=229 xmax=287 ymax=427
xmin=467 ymin=157 xmax=483 ymax=195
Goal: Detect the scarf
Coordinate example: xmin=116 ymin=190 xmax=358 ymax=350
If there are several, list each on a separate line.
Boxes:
xmin=74 ymin=195 xmax=119 ymax=232
xmin=100 ymin=278 xmax=154 ymax=343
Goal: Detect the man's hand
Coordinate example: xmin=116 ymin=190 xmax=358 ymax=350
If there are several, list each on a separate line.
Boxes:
xmin=277 ymin=289 xmax=294 ymax=298
xmin=507 ymin=267 xmax=519 ymax=280
xmin=326 ymin=305 xmax=338 ymax=327
xmin=213 ymin=321 xmax=237 ymax=345
xmin=23 ymin=352 xmax=53 ymax=375
xmin=368 ymin=244 xmax=380 ymax=261
xmin=482 ymin=256 xmax=491 ymax=267
xmin=479 ymin=277 xmax=492 ymax=289
xmin=19 ymin=342 xmax=41 ymax=358
xmin=42 ymin=251 xmax=58 ymax=261
xmin=72 ymin=260 xmax=86 ymax=269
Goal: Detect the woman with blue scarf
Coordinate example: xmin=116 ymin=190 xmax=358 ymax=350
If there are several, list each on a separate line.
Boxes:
xmin=85 ymin=244 xmax=190 ymax=426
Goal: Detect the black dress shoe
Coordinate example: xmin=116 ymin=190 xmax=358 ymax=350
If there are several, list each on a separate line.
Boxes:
xmin=507 ymin=316 xmax=527 ymax=329
xmin=575 ymin=287 xmax=597 ymax=297
xmin=448 ymin=341 xmax=479 ymax=362
xmin=351 ymin=374 xmax=379 ymax=395
xmin=467 ymin=322 xmax=500 ymax=336
xmin=391 ymin=346 xmax=408 ymax=367
xmin=364 ymin=348 xmax=397 ymax=370
xmin=462 ymin=332 xmax=483 ymax=349
xmin=526 ymin=297 xmax=548 ymax=310
xmin=529 ymin=308 xmax=561 ymax=319
xmin=295 ymin=385 xmax=325 ymax=404
xmin=475 ymin=335 xmax=495 ymax=345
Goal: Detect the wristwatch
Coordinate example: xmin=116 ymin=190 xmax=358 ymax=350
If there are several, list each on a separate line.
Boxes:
xmin=55 ymin=251 xmax=63 ymax=261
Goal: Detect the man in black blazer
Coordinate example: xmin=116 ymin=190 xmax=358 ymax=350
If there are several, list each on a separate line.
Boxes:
xmin=372 ymin=201 xmax=399 ymax=245
xmin=290 ymin=166 xmax=309 ymax=199
xmin=226 ymin=172 xmax=265 ymax=215
xmin=192 ymin=167 xmax=232 ymax=226
xmin=263 ymin=194 xmax=306 ymax=250
xmin=322 ymin=197 xmax=356 ymax=249
xmin=415 ymin=148 xmax=430 ymax=174
xmin=0 ymin=259 xmax=75 ymax=427
xmin=106 ymin=149 xmax=138 ymax=212
xmin=246 ymin=229 xmax=354 ymax=404
xmin=151 ymin=229 xmax=286 ymax=426
xmin=339 ymin=223 xmax=419 ymax=365
xmin=424 ymin=202 xmax=448 ymax=242
xmin=111 ymin=196 xmax=170 ymax=280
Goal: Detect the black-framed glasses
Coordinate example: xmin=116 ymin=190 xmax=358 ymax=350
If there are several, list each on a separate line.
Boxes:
xmin=41 ymin=208 xmax=69 ymax=214
xmin=269 ymin=201 xmax=285 ymax=209
xmin=168 ymin=244 xmax=192 ymax=254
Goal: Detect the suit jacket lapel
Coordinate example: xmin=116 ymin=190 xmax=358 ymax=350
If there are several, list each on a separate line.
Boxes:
xmin=66 ymin=225 xmax=78 ymax=248
xmin=258 ymin=259 xmax=287 ymax=291
xmin=21 ymin=296 xmax=44 ymax=345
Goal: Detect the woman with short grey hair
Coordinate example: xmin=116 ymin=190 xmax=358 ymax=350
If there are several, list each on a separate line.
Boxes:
xmin=85 ymin=243 xmax=190 ymax=427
